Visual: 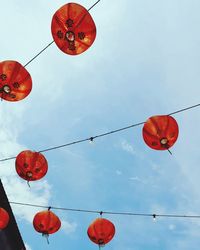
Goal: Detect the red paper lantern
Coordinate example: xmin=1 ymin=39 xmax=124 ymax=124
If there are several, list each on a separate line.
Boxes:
xmin=15 ymin=150 xmax=48 ymax=181
xmin=33 ymin=210 xmax=61 ymax=236
xmin=142 ymin=115 xmax=179 ymax=150
xmin=51 ymin=3 xmax=96 ymax=55
xmin=0 ymin=60 xmax=32 ymax=101
xmin=87 ymin=218 xmax=115 ymax=247
xmin=0 ymin=207 xmax=9 ymax=229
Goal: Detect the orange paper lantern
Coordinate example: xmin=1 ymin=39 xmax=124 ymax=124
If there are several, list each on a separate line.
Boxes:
xmin=142 ymin=115 xmax=179 ymax=150
xmin=15 ymin=150 xmax=48 ymax=181
xmin=33 ymin=210 xmax=61 ymax=236
xmin=0 ymin=60 xmax=32 ymax=101
xmin=87 ymin=218 xmax=115 ymax=247
xmin=0 ymin=207 xmax=9 ymax=229
xmin=51 ymin=3 xmax=96 ymax=55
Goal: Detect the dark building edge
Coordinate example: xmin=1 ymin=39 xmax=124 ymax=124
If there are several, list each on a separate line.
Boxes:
xmin=0 ymin=179 xmax=26 ymax=250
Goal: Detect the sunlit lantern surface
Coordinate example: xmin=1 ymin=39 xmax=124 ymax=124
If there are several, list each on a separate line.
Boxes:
xmin=142 ymin=115 xmax=179 ymax=150
xmin=87 ymin=218 xmax=115 ymax=247
xmin=15 ymin=150 xmax=48 ymax=181
xmin=0 ymin=207 xmax=9 ymax=229
xmin=51 ymin=3 xmax=96 ymax=55
xmin=0 ymin=60 xmax=32 ymax=101
xmin=33 ymin=210 xmax=61 ymax=237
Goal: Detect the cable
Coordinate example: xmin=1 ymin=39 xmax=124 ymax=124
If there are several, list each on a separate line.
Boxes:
xmin=23 ymin=0 xmax=101 ymax=68
xmin=23 ymin=41 xmax=54 ymax=68
xmin=9 ymin=201 xmax=200 ymax=219
xmin=0 ymin=103 xmax=200 ymax=162
xmin=167 ymin=103 xmax=200 ymax=116
xmin=88 ymin=0 xmax=101 ymax=11
xmin=0 ymin=103 xmax=199 ymax=163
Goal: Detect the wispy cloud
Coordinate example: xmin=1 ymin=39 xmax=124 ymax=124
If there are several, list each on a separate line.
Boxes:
xmin=61 ymin=220 xmax=77 ymax=235
xmin=116 ymin=170 xmax=122 ymax=175
xmin=25 ymin=243 xmax=32 ymax=250
xmin=121 ymin=140 xmax=136 ymax=156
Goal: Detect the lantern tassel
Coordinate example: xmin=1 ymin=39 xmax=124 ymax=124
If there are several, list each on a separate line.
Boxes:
xmin=27 ymin=181 xmax=31 ymax=188
xmin=42 ymin=233 xmax=50 ymax=244
xmin=167 ymin=149 xmax=172 ymax=155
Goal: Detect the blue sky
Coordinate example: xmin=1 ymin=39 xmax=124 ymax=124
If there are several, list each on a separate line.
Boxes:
xmin=1 ymin=0 xmax=200 ymax=249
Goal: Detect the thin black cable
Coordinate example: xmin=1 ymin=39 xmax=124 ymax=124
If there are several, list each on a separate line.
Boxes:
xmin=0 ymin=103 xmax=200 ymax=163
xmin=88 ymin=0 xmax=101 ymax=11
xmin=23 ymin=0 xmax=100 ymax=68
xmin=39 ymin=138 xmax=90 ymax=154
xmin=0 ymin=156 xmax=16 ymax=162
xmin=0 ymin=122 xmax=145 ymax=162
xmin=9 ymin=201 xmax=200 ymax=219
xmin=39 ymin=121 xmax=145 ymax=154
xmin=23 ymin=41 xmax=55 ymax=68
xmin=168 ymin=103 xmax=200 ymax=116
xmin=92 ymin=121 xmax=145 ymax=140
xmin=10 ymin=201 xmax=101 ymax=214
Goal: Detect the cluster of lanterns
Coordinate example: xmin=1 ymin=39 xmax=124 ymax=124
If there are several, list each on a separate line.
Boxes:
xmin=0 ymin=205 xmax=115 ymax=248
xmin=0 ymin=3 xmax=96 ymax=102
xmin=0 ymin=0 xmax=179 ymax=155
xmin=13 ymin=114 xmax=179 ymax=185
xmin=0 ymin=1 xmax=180 ymax=249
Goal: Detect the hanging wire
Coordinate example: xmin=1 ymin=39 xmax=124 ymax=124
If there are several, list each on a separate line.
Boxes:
xmin=23 ymin=0 xmax=101 ymax=68
xmin=167 ymin=103 xmax=200 ymax=116
xmin=0 ymin=103 xmax=199 ymax=163
xmin=88 ymin=0 xmax=101 ymax=11
xmin=10 ymin=201 xmax=102 ymax=214
xmin=9 ymin=201 xmax=200 ymax=219
xmin=23 ymin=41 xmax=54 ymax=68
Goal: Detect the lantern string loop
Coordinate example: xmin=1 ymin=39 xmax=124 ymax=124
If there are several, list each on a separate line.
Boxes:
xmin=167 ymin=149 xmax=172 ymax=155
xmin=42 ymin=233 xmax=49 ymax=244
xmin=27 ymin=181 xmax=31 ymax=188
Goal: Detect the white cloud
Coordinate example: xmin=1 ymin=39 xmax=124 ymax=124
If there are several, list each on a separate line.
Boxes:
xmin=4 ymin=178 xmax=51 ymax=222
xmin=61 ymin=220 xmax=77 ymax=235
xmin=116 ymin=170 xmax=122 ymax=175
xmin=25 ymin=243 xmax=32 ymax=250
xmin=0 ymin=106 xmax=77 ymax=241
xmin=129 ymin=176 xmax=142 ymax=182
xmin=121 ymin=140 xmax=136 ymax=155
xmin=0 ymin=103 xmax=52 ymax=224
xmin=169 ymin=224 xmax=176 ymax=231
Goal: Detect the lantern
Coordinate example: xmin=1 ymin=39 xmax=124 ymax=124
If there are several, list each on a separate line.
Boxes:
xmin=87 ymin=218 xmax=115 ymax=247
xmin=0 ymin=207 xmax=9 ymax=229
xmin=0 ymin=60 xmax=32 ymax=101
xmin=142 ymin=115 xmax=179 ymax=150
xmin=15 ymin=150 xmax=48 ymax=182
xmin=51 ymin=3 xmax=96 ymax=55
xmin=33 ymin=210 xmax=61 ymax=240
